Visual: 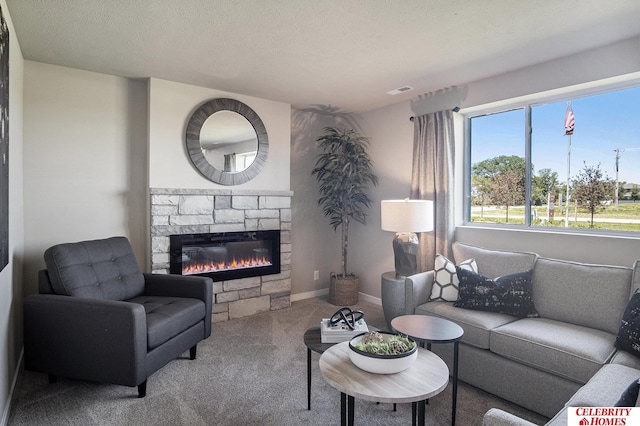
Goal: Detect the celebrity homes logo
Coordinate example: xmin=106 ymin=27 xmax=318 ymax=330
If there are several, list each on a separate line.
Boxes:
xmin=568 ymin=407 xmax=640 ymax=425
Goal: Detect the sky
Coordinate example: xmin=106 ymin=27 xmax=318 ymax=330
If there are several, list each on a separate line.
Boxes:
xmin=471 ymin=85 xmax=640 ymax=187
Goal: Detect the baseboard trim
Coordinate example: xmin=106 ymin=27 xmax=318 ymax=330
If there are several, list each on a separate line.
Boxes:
xmin=1 ymin=349 xmax=23 ymax=426
xmin=290 ymin=288 xmax=329 ymax=302
xmin=358 ymin=292 xmax=381 ymax=306
xmin=290 ymin=289 xmax=381 ymax=306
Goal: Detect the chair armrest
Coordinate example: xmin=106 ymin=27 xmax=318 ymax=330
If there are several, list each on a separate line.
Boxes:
xmin=23 ymin=294 xmax=147 ymax=387
xmin=143 ymin=273 xmax=213 ymax=337
xmin=404 ymin=270 xmax=435 ymax=313
xmin=482 ymin=408 xmax=539 ymax=426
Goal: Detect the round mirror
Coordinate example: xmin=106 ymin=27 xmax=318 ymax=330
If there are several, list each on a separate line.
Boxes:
xmin=185 ymin=98 xmax=268 ymax=185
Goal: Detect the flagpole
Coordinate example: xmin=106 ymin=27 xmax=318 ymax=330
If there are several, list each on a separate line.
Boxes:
xmin=564 ymin=101 xmax=574 ymax=228
xmin=565 ymin=134 xmax=571 ymax=227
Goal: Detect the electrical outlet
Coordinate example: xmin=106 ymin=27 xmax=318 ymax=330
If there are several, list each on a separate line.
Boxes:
xmin=314 ymin=270 xmax=319 ymax=280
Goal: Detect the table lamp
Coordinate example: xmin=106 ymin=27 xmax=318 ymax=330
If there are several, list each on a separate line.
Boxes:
xmin=381 ymin=199 xmax=434 ymax=278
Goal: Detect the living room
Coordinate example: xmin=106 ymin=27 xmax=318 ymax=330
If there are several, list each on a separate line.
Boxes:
xmin=2 ymin=1 xmax=640 ymax=425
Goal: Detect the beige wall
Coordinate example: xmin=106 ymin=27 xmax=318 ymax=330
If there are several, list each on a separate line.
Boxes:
xmin=148 ymin=78 xmax=291 ymax=191
xmin=0 ymin=1 xmax=24 ymax=423
xmin=295 ymin=37 xmax=640 ymax=302
xmin=22 ymin=62 xmax=147 ymax=293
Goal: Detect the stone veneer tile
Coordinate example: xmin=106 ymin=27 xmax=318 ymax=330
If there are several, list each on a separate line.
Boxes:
xmin=244 ymin=209 xmax=279 ymax=219
xmin=215 ymin=195 xmax=232 ymax=209
xmin=239 ymin=287 xmax=261 ymax=299
xmin=212 ymin=312 xmax=228 ymax=323
xmin=229 ymin=296 xmax=270 ymax=319
xmin=217 ymin=291 xmax=239 ymax=303
xmin=152 ymin=205 xmax=178 ymax=215
xmin=271 ymin=296 xmax=291 ymax=311
xmin=258 ymin=218 xmax=280 ymax=230
xmin=152 ymin=195 xmax=179 ymax=205
xmin=151 ymin=236 xmax=169 ymax=253
xmin=170 ymin=215 xmax=214 ymax=226
xmin=232 ymin=196 xmax=258 ymax=209
xmin=180 ymin=195 xmax=213 ymax=214
xmin=261 ymin=279 xmax=291 ymax=295
xmin=260 ymin=196 xmax=291 ymax=209
xmin=224 ymin=277 xmax=261 ymax=291
xmin=214 ymin=209 xmax=245 ymax=223
xmin=261 ymin=270 xmax=291 ymax=282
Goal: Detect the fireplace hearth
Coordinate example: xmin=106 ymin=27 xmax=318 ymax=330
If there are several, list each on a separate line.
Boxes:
xmin=170 ymin=230 xmax=281 ymax=282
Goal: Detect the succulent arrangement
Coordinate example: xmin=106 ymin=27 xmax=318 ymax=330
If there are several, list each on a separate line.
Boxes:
xmin=354 ymin=331 xmax=416 ymax=355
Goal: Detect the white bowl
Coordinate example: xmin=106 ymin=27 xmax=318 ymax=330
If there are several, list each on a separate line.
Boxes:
xmin=348 ymin=332 xmax=418 ymax=374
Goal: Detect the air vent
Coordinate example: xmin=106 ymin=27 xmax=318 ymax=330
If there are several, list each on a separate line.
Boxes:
xmin=386 ymin=86 xmax=414 ymax=95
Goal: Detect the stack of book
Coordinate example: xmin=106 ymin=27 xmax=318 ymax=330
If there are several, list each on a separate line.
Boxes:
xmin=320 ymin=317 xmax=369 ymax=343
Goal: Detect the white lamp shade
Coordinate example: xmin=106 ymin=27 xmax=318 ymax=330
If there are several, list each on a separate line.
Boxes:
xmin=381 ymin=199 xmax=434 ymax=232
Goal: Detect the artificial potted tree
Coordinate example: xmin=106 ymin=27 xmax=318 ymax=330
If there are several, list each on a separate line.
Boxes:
xmin=312 ymin=127 xmax=378 ymax=305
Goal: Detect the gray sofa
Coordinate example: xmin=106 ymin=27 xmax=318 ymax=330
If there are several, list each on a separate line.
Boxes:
xmin=402 ymin=242 xmax=640 ymax=424
xmin=24 ymin=236 xmax=213 ymax=397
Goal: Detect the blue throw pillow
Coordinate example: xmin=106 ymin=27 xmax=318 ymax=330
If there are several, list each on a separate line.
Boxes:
xmin=453 ymin=267 xmax=539 ymax=318
xmin=614 ymin=378 xmax=640 ymax=407
xmin=615 ymin=289 xmax=640 ymax=359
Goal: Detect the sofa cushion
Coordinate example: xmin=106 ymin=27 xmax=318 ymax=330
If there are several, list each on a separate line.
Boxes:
xmin=490 ymin=318 xmax=617 ymax=384
xmin=429 ymin=254 xmax=477 ymax=302
xmin=615 ymin=289 xmax=640 ymax=359
xmin=416 ymin=301 xmax=518 ymax=349
xmin=44 ymin=236 xmax=144 ymax=300
xmin=533 ymin=257 xmax=632 ymax=334
xmin=454 ymin=268 xmax=538 ymax=318
xmin=611 ymin=349 xmax=640 ymax=370
xmin=565 ymin=363 xmax=640 ymax=408
xmin=451 ymin=242 xmax=537 ymax=279
xmin=128 ymin=296 xmax=205 ymax=350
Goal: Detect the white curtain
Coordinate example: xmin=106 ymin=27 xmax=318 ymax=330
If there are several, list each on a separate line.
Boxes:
xmin=410 ymin=110 xmax=455 ymax=272
xmin=223 ymin=153 xmax=237 ymax=172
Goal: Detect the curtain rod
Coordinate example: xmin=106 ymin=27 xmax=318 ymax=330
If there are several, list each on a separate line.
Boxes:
xmin=409 ymin=106 xmax=460 ymax=121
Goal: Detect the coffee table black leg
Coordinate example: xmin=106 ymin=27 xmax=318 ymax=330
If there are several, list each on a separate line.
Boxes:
xmin=348 ymin=395 xmax=355 ymax=426
xmin=307 ymin=348 xmax=311 ymax=410
xmin=452 ymin=341 xmax=459 ymax=426
xmin=418 ymin=399 xmax=426 ymax=426
xmin=412 ymin=401 xmax=416 ymax=426
xmin=341 ymin=393 xmax=346 ymax=426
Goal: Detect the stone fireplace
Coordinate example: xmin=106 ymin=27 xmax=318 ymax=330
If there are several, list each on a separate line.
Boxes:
xmin=150 ymin=188 xmax=292 ymax=322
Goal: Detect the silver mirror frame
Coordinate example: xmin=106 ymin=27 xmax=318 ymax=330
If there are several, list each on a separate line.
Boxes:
xmin=185 ymin=98 xmax=269 ymax=185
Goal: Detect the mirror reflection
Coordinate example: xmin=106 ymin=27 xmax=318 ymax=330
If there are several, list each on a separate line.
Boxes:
xmin=200 ymin=111 xmax=258 ymax=172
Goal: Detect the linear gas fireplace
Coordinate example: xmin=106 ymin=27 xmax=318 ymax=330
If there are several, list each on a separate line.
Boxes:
xmin=170 ymin=230 xmax=281 ymax=282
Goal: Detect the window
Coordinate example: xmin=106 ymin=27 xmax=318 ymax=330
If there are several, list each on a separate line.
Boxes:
xmin=466 ymin=84 xmax=640 ymax=233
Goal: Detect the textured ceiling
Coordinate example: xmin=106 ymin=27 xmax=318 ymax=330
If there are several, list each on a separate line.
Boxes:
xmin=6 ymin=0 xmax=640 ymax=112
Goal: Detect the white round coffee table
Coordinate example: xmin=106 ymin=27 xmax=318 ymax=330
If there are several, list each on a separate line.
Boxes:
xmin=319 ymin=341 xmax=449 ymax=426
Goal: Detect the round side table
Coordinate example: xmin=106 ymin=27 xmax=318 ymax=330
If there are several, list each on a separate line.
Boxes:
xmin=303 ymin=326 xmax=336 ymax=410
xmin=391 ymin=314 xmax=464 ymax=426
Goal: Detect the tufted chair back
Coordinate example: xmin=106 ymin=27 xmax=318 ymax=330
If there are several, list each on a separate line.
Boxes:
xmin=43 ymin=236 xmax=145 ymax=300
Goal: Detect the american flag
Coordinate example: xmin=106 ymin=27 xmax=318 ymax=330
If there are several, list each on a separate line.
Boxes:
xmin=564 ymin=105 xmax=575 ymax=136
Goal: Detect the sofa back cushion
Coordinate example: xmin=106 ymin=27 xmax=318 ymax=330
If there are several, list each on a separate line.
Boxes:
xmin=533 ymin=257 xmax=632 ymax=334
xmin=44 ymin=236 xmax=144 ymax=300
xmin=452 ymin=242 xmax=537 ymax=279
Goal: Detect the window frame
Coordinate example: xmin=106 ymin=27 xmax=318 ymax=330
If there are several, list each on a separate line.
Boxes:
xmin=462 ymin=76 xmax=640 ymax=236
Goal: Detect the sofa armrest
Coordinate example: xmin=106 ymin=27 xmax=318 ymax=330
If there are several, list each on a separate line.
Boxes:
xmin=404 ymin=270 xmax=435 ymax=313
xmin=143 ymin=273 xmax=213 ymax=337
xmin=23 ymin=294 xmax=147 ymax=387
xmin=482 ymin=408 xmax=539 ymax=426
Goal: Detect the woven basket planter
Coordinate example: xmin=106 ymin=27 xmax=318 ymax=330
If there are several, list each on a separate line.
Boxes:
xmin=329 ymin=273 xmax=359 ymax=306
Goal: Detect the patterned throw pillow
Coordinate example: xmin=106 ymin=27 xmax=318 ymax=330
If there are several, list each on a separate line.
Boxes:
xmin=453 ymin=267 xmax=539 ymax=318
xmin=614 ymin=378 xmax=640 ymax=407
xmin=615 ymin=289 xmax=640 ymax=359
xmin=429 ymin=254 xmax=478 ymax=302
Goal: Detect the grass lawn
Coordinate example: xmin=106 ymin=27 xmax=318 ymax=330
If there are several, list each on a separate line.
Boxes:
xmin=471 ymin=201 xmax=640 ymax=232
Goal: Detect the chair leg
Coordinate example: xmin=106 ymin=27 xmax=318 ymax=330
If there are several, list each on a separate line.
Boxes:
xmin=190 ymin=345 xmax=197 ymax=360
xmin=48 ymin=374 xmax=57 ymax=384
xmin=138 ymin=381 xmax=147 ymax=398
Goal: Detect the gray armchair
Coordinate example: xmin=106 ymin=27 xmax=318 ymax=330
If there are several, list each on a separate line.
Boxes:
xmin=23 ymin=236 xmax=213 ymax=397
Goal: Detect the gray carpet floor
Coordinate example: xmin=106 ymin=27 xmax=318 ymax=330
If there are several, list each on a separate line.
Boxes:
xmin=8 ymin=297 xmax=548 ymax=425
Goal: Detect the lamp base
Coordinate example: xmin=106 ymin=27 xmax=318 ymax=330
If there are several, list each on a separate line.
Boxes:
xmin=392 ymin=232 xmax=419 ymax=278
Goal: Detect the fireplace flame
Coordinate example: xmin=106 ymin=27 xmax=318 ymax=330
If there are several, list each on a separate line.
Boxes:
xmin=182 ymin=256 xmax=272 ymax=276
